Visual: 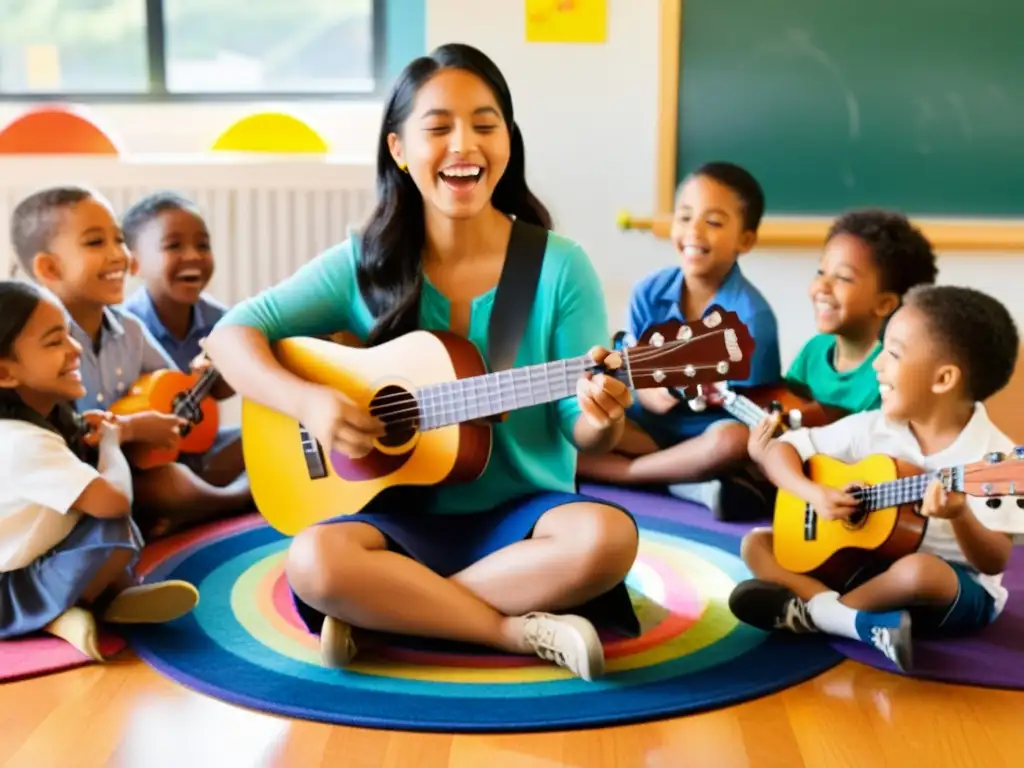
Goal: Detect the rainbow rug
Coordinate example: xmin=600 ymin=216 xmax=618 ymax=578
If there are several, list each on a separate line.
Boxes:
xmin=125 ymin=492 xmax=843 ymax=732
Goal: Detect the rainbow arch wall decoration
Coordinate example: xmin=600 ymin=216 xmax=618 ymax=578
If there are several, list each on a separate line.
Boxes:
xmin=211 ymin=111 xmax=330 ymax=154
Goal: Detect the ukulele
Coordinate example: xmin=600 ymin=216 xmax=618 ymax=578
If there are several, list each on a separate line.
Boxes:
xmin=772 ymin=447 xmax=1024 ymax=590
xmin=241 ymin=307 xmax=756 ymax=534
xmin=684 ymin=381 xmax=848 ymax=431
xmin=110 ymin=365 xmax=221 ymax=469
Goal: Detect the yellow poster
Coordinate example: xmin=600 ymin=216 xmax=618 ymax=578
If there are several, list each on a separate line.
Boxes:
xmin=525 ymin=0 xmax=607 ymax=44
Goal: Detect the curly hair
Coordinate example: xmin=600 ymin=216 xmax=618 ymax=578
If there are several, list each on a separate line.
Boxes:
xmin=121 ymin=190 xmax=201 ymax=251
xmin=9 ymin=185 xmax=96 ymax=276
xmin=827 ymin=209 xmax=938 ymax=297
xmin=904 ymin=284 xmax=1018 ymax=402
xmin=681 ymin=161 xmax=765 ymax=232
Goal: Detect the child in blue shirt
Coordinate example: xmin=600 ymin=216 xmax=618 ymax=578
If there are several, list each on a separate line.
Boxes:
xmin=121 ymin=191 xmax=245 ymax=489
xmin=579 ymin=162 xmax=782 ymax=519
xmin=9 ymin=186 xmax=251 ymax=539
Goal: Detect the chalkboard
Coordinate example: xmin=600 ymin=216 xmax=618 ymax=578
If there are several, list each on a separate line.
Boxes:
xmin=676 ymin=0 xmax=1024 ymax=216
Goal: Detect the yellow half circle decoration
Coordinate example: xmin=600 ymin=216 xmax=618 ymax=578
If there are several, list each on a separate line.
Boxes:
xmin=211 ymin=112 xmax=329 ymax=154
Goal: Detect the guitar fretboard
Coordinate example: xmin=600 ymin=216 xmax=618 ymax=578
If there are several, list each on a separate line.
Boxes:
xmin=415 ymin=355 xmax=618 ymax=430
xmin=852 ymin=466 xmax=964 ymax=511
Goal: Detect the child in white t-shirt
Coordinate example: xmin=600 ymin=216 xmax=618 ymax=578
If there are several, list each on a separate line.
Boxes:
xmin=0 ymin=280 xmax=199 ymax=660
xmin=732 ymin=285 xmax=1023 ymax=671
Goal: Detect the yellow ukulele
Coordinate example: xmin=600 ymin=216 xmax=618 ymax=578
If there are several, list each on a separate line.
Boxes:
xmin=773 ymin=448 xmax=1024 ymax=589
xmin=242 ymin=308 xmax=755 ymax=534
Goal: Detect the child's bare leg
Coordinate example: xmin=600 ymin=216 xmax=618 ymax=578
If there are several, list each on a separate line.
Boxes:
xmin=199 ymin=435 xmax=247 ymax=488
xmin=740 ymin=528 xmax=832 ymax=601
xmin=838 ymin=553 xmax=960 ymax=612
xmin=286 ymin=508 xmax=633 ymax=678
xmin=622 ymin=421 xmax=750 ymax=484
xmin=134 ymin=463 xmax=251 ymax=537
xmin=449 ymin=502 xmax=638 ymax=616
xmin=576 ymin=420 xmax=659 ymax=482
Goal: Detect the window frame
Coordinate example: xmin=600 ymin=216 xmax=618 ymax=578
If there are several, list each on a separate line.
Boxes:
xmin=0 ymin=0 xmax=388 ymax=102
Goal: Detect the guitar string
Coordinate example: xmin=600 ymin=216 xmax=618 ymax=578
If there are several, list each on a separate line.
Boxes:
xmin=356 ymin=329 xmax=740 ymax=407
xmin=366 ymin=360 xmax=742 ymax=430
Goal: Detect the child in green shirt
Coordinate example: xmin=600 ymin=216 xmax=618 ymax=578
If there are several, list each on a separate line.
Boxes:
xmin=785 ymin=209 xmax=939 ymax=415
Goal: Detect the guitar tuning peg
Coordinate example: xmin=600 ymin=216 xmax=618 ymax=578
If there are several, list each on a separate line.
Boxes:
xmin=986 ymin=451 xmax=1006 ymax=464
xmin=1013 ymin=445 xmax=1024 ymax=460
xmin=688 ymin=384 xmax=707 ymax=412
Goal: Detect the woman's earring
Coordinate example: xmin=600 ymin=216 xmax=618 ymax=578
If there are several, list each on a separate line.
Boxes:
xmin=397 ymin=162 xmax=408 ymax=173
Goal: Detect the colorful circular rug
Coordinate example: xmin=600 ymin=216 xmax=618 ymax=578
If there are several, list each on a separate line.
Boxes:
xmin=125 ymin=497 xmax=843 ymax=732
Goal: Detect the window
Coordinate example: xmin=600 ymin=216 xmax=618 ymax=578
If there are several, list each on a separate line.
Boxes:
xmin=0 ymin=0 xmax=382 ymax=98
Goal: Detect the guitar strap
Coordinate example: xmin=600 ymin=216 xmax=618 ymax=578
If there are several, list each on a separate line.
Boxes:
xmin=486 ymin=218 xmax=549 ymax=372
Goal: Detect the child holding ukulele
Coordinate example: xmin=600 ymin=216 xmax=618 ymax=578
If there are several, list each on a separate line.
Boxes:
xmin=0 ymin=280 xmax=197 ymax=659
xmin=121 ymin=191 xmax=247 ymax=490
xmin=9 ymin=186 xmax=250 ymax=538
xmin=774 ymin=209 xmax=938 ymax=428
xmin=733 ymin=285 xmax=1023 ymax=671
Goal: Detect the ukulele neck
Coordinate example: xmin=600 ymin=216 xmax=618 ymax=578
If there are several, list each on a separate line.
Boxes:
xmin=855 ymin=465 xmax=965 ymax=511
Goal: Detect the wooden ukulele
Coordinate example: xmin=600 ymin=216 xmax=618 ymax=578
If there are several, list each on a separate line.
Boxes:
xmin=241 ymin=307 xmax=755 ymax=534
xmin=685 ymin=381 xmax=848 ymax=431
xmin=110 ymin=366 xmax=221 ymax=469
xmin=773 ymin=448 xmax=1024 ymax=590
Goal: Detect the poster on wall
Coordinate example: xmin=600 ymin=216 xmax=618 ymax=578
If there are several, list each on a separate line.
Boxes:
xmin=525 ymin=0 xmax=607 ymax=44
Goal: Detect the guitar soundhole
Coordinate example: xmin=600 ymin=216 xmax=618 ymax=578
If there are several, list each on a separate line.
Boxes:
xmin=369 ymin=384 xmax=419 ymax=449
xmin=844 ymin=508 xmax=868 ymax=530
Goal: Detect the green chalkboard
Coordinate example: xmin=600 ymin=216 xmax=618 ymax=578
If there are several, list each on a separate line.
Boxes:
xmin=676 ymin=0 xmax=1024 ymax=216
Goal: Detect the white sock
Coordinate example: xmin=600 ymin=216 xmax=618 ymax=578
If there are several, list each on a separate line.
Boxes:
xmin=806 ymin=591 xmax=859 ymax=639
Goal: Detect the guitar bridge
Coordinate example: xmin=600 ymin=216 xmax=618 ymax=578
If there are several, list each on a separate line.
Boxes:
xmin=299 ymin=424 xmax=328 ymax=480
xmin=803 ymin=503 xmax=817 ymax=541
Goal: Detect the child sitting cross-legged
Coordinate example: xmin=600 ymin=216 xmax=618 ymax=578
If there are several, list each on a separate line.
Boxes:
xmin=0 ymin=280 xmax=197 ymax=659
xmin=732 ymin=285 xmax=1023 ymax=671
xmin=577 ymin=162 xmax=781 ymax=520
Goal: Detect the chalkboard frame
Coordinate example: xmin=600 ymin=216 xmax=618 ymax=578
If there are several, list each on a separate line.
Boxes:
xmin=620 ymin=0 xmax=1024 ymax=251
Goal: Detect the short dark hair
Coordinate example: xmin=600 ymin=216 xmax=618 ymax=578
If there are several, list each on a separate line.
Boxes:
xmin=904 ymin=284 xmax=1018 ymax=402
xmin=681 ymin=161 xmax=766 ymax=232
xmin=827 ymin=209 xmax=938 ymax=297
xmin=121 ymin=190 xmax=200 ymax=251
xmin=10 ymin=185 xmax=96 ymax=276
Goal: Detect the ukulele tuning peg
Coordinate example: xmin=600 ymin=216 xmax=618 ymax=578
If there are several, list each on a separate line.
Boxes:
xmin=1013 ymin=446 xmax=1024 ymax=460
xmin=703 ymin=311 xmax=722 ymax=328
xmin=649 ymin=332 xmax=665 ymax=347
xmin=676 ymin=325 xmax=692 ymax=341
xmin=688 ymin=384 xmax=707 ymax=412
xmin=986 ymin=451 xmax=1006 ymax=464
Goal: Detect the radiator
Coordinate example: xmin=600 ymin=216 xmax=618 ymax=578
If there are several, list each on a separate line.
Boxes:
xmin=0 ymin=156 xmax=377 ymax=305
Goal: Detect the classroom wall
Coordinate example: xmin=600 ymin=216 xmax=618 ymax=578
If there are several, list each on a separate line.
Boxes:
xmin=427 ymin=0 xmax=1024 ymax=367
xmin=1 ymin=0 xmax=1020 ymax=374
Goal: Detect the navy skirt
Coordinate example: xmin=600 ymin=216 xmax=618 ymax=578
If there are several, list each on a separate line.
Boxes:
xmin=290 ymin=490 xmax=642 ymax=639
xmin=0 ymin=515 xmax=142 ymax=639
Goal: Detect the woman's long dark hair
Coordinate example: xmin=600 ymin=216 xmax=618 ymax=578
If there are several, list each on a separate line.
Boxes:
xmin=357 ymin=43 xmax=553 ymax=346
xmin=0 ymin=280 xmax=90 ymax=456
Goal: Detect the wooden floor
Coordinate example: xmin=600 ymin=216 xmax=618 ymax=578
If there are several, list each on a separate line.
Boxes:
xmin=2 ymin=653 xmax=1019 ymax=768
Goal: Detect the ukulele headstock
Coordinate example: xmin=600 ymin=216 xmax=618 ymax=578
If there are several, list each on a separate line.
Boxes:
xmin=959 ymin=446 xmax=1024 ymax=497
xmin=625 ymin=306 xmax=755 ymax=392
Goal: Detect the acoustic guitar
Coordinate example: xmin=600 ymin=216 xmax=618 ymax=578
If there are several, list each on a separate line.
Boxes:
xmin=110 ymin=366 xmax=221 ymax=469
xmin=773 ymin=448 xmax=1024 ymax=589
xmin=241 ymin=307 xmax=755 ymax=534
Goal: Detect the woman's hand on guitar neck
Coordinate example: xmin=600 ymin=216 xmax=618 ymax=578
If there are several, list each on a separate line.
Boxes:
xmin=810 ymin=483 xmax=863 ymax=520
xmin=299 ymin=385 xmax=386 ymax=459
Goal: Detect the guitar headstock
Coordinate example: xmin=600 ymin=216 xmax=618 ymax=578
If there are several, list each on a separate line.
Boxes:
xmin=959 ymin=446 xmax=1024 ymax=497
xmin=625 ymin=306 xmax=755 ymax=392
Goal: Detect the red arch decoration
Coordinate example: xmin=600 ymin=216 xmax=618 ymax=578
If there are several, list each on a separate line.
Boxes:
xmin=0 ymin=105 xmax=122 ymax=155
